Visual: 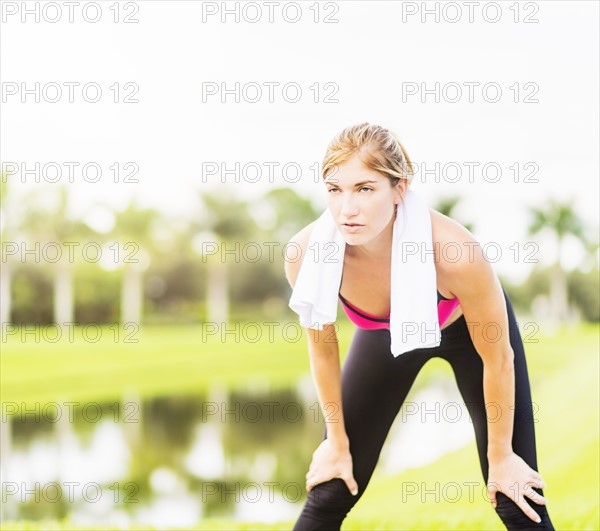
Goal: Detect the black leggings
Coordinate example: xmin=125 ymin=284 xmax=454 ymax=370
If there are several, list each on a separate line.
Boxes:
xmin=292 ymin=289 xmax=554 ymax=530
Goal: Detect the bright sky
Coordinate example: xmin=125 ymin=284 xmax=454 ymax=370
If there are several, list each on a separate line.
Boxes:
xmin=2 ymin=0 xmax=599 ymax=283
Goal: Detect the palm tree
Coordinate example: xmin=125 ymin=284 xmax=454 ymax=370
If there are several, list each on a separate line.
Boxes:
xmin=191 ymin=186 xmax=258 ymax=324
xmin=17 ymin=185 xmax=94 ymax=325
xmin=527 ymin=199 xmax=589 ymax=322
xmin=109 ymin=200 xmax=161 ymax=326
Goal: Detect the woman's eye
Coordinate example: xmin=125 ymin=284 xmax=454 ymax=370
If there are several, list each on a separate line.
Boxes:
xmin=327 ymin=187 xmax=372 ymax=193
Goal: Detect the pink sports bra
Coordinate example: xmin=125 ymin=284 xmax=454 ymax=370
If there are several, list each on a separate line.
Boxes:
xmin=339 ymin=290 xmax=460 ymax=330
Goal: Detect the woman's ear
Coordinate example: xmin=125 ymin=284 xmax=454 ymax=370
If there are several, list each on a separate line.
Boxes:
xmin=394 ymin=179 xmax=409 ymax=202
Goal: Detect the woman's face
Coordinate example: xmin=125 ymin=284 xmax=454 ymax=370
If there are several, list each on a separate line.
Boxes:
xmin=325 ymin=153 xmax=406 ymax=246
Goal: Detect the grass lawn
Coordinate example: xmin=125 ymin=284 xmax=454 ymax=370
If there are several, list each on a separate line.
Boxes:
xmin=1 ymin=321 xmax=356 ymax=406
xmin=1 ymin=321 xmax=598 ymax=529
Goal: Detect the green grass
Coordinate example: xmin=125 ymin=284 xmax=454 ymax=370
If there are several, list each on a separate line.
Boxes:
xmin=1 ymin=321 xmax=598 ymax=530
xmin=1 ymin=321 xmax=354 ymax=407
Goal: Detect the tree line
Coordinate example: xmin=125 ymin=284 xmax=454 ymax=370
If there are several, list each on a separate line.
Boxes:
xmin=1 ymin=179 xmax=598 ymax=326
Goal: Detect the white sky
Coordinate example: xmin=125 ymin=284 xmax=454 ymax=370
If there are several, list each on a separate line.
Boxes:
xmin=2 ymin=0 xmax=599 ymax=282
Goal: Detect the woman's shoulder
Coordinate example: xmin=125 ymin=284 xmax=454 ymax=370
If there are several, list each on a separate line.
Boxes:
xmin=283 ymin=220 xmax=317 ymax=289
xmin=429 ymin=207 xmax=482 ymax=266
xmin=429 ymin=208 xmax=477 ymax=249
xmin=429 ymin=208 xmax=507 ymax=324
xmin=428 ymin=208 xmax=490 ymax=295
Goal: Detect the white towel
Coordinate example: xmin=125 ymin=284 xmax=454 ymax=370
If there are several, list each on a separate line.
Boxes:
xmin=288 ymin=188 xmax=441 ymax=357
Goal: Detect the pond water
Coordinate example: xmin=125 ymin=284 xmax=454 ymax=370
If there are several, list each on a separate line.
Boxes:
xmin=2 ymin=373 xmax=475 ymax=526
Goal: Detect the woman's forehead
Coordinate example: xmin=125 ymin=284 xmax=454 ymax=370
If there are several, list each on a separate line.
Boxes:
xmin=325 ymin=159 xmax=383 ymax=183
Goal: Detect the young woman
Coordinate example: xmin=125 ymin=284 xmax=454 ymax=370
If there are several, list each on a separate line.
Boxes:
xmin=284 ymin=123 xmax=554 ymax=530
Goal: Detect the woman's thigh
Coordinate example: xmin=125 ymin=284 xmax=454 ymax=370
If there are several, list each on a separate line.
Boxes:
xmin=329 ymin=327 xmax=434 ymax=488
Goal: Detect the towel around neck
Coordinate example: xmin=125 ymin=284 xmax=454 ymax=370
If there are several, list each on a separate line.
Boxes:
xmin=288 ymin=189 xmax=442 ymax=357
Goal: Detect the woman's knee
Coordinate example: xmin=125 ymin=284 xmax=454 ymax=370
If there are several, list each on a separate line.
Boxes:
xmin=494 ymin=490 xmax=554 ymax=530
xmin=303 ymin=478 xmax=360 ymax=519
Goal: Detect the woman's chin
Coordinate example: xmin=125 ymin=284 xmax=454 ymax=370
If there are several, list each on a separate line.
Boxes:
xmin=343 ymin=233 xmax=368 ymax=245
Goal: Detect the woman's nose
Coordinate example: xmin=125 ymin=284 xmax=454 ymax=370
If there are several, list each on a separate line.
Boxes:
xmin=340 ymin=196 xmax=359 ymax=217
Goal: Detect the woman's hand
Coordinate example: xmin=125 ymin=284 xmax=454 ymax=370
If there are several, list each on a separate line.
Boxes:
xmin=487 ymin=451 xmax=547 ymax=523
xmin=305 ymin=438 xmax=359 ymax=496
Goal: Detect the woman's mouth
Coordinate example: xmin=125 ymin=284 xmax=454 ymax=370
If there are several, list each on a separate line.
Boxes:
xmin=342 ymin=223 xmax=364 ymax=232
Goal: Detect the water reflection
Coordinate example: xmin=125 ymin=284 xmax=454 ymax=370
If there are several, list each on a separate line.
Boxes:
xmin=2 ymin=383 xmax=322 ymax=525
xmin=2 ymin=374 xmax=475 ymax=526
xmin=379 ymin=376 xmax=475 ymax=474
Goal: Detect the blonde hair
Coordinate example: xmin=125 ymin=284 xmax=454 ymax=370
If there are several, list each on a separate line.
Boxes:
xmin=321 ymin=123 xmax=415 ymax=196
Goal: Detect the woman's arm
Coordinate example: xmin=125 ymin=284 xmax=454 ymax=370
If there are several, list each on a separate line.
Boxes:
xmin=443 ymin=227 xmax=547 ymax=522
xmin=448 ymin=240 xmax=515 ymax=459
xmin=284 ymin=227 xmax=358 ymax=495
xmin=283 ymin=223 xmax=350 ymax=449
xmin=303 ymin=326 xmax=359 ymax=495
xmin=431 ymin=210 xmax=516 ymax=455
xmin=306 ymin=325 xmax=349 ymax=449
